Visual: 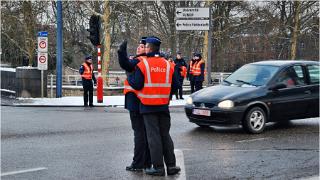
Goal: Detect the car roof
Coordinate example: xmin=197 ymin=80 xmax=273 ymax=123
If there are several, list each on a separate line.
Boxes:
xmin=250 ymin=60 xmax=319 ymax=67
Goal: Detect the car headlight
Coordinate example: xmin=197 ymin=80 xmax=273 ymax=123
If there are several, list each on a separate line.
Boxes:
xmin=186 ymin=97 xmax=193 ymax=105
xmin=218 ymin=100 xmax=234 ymax=109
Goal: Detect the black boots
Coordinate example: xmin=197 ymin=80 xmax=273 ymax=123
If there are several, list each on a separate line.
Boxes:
xmin=145 ymin=167 xmax=165 ymax=176
xmin=167 ymin=166 xmax=181 ymax=175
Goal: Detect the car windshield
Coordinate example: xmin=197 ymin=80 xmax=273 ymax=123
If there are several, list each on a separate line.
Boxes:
xmin=224 ymin=64 xmax=279 ymax=86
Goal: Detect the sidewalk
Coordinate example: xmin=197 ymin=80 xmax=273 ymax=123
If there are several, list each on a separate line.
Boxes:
xmin=4 ymin=95 xmax=190 ymax=107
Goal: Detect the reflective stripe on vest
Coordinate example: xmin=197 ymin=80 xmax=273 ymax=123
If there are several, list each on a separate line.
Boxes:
xmin=137 ymin=57 xmax=174 ymax=105
xmin=123 ymin=56 xmax=145 ymax=95
xmin=81 ymin=63 xmax=93 ymax=79
xmin=192 ymin=60 xmax=204 ymax=76
xmin=189 ymin=61 xmax=195 ymax=75
xmin=181 ymin=66 xmax=187 ymax=77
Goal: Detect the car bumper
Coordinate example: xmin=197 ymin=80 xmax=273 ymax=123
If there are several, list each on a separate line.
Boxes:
xmin=184 ymin=106 xmax=245 ymax=126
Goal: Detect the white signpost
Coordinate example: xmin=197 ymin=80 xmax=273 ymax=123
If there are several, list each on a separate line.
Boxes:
xmin=37 ymin=31 xmax=48 ymax=98
xmin=176 ymin=20 xmax=210 ymax=31
xmin=37 ymin=52 xmax=48 ymax=70
xmin=38 ymin=37 xmax=48 ymax=53
xmin=176 ymin=8 xmax=209 ymax=18
xmin=175 ymin=7 xmax=212 ymax=85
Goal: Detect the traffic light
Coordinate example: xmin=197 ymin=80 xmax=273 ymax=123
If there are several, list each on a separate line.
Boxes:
xmin=87 ymin=15 xmax=100 ymax=46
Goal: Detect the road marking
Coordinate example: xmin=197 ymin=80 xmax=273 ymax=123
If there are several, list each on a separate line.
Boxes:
xmin=1 ymin=167 xmax=47 ymax=177
xmin=236 ymin=138 xmax=269 ymax=143
xmin=174 ymin=149 xmax=186 ymax=180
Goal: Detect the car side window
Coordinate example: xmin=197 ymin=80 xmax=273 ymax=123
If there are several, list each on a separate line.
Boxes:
xmin=306 ymin=65 xmax=319 ymax=84
xmin=275 ymin=66 xmax=305 ymax=87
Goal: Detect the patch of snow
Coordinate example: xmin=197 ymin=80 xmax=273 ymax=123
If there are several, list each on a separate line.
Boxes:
xmin=0 ymin=67 xmax=16 ymax=72
xmin=16 ymin=66 xmax=38 ymax=70
xmin=14 ymin=95 xmax=190 ymax=107
xmin=0 ymin=89 xmax=16 ymax=93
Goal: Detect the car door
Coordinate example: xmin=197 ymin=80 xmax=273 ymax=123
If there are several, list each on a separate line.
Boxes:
xmin=305 ymin=64 xmax=320 ymax=117
xmin=268 ymin=65 xmax=309 ymax=121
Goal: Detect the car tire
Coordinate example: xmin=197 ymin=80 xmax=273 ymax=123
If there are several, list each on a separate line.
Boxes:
xmin=196 ymin=124 xmax=210 ymax=128
xmin=242 ymin=107 xmax=266 ymax=134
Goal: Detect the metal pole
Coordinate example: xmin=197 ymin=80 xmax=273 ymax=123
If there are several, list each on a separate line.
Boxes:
xmin=50 ymin=74 xmax=53 ymax=98
xmin=56 ymin=0 xmax=63 ymax=97
xmin=97 ymin=45 xmax=103 ymax=103
xmin=41 ymin=70 xmax=44 ymax=98
xmin=207 ymin=5 xmax=212 ymax=86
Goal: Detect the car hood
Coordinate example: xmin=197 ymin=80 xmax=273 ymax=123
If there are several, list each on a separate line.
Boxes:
xmin=191 ymin=85 xmax=262 ymax=103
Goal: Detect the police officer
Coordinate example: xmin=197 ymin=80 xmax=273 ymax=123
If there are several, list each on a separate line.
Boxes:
xmin=168 ymin=57 xmax=179 ymax=100
xmin=187 ymin=55 xmax=196 ymax=93
xmin=174 ymin=52 xmax=187 ymax=99
xmin=192 ymin=53 xmax=205 ymax=92
xmin=117 ymin=37 xmax=151 ymax=171
xmin=79 ymin=55 xmax=96 ymax=107
xmin=128 ymin=36 xmax=181 ymax=176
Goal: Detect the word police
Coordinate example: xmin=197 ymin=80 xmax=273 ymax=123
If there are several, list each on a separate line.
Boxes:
xmin=151 ymin=67 xmax=166 ymax=73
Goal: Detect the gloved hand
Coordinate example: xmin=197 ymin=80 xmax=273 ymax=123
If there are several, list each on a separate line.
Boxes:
xmin=119 ymin=40 xmax=127 ymax=53
xmin=118 ymin=40 xmax=133 ymax=72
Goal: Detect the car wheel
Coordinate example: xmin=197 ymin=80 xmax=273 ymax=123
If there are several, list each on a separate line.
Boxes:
xmin=196 ymin=124 xmax=210 ymax=128
xmin=242 ymin=107 xmax=266 ymax=134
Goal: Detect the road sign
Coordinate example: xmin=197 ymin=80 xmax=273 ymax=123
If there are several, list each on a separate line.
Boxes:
xmin=38 ymin=31 xmax=48 ymax=37
xmin=38 ymin=37 xmax=48 ymax=52
xmin=37 ymin=52 xmax=48 ymax=70
xmin=176 ymin=20 xmax=210 ymax=31
xmin=176 ymin=8 xmax=209 ymax=18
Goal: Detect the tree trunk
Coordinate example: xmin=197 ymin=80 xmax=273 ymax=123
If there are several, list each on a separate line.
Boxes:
xmin=102 ymin=0 xmax=111 ymax=86
xmin=23 ymin=1 xmax=36 ymax=66
xmin=290 ymin=1 xmax=301 ymax=60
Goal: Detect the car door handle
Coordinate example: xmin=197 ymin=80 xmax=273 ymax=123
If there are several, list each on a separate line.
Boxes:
xmin=304 ymin=90 xmax=311 ymax=94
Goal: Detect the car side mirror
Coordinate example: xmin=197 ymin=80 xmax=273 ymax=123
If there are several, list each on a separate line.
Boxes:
xmin=269 ymin=83 xmax=287 ymax=91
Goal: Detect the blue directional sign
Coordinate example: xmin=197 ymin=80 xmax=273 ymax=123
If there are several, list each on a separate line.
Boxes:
xmin=38 ymin=31 xmax=48 ymax=37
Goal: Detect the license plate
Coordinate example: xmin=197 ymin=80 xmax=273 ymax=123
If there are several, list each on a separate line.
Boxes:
xmin=192 ymin=109 xmax=211 ymax=116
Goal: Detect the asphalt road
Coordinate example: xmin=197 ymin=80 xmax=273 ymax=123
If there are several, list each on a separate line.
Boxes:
xmin=1 ymin=106 xmax=319 ymax=180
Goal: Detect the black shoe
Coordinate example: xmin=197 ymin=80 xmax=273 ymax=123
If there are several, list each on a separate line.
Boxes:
xmin=145 ymin=167 xmax=165 ymax=176
xmin=167 ymin=166 xmax=181 ymax=175
xmin=126 ymin=165 xmax=143 ymax=172
xmin=89 ymin=104 xmax=94 ymax=107
xmin=180 ymin=97 xmax=184 ymax=100
xmin=84 ymin=104 xmax=88 ymax=107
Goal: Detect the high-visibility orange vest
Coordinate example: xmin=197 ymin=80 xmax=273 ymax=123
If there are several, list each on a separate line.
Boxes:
xmin=192 ymin=60 xmax=205 ymax=76
xmin=181 ymin=66 xmax=187 ymax=78
xmin=123 ymin=56 xmax=146 ymax=95
xmin=137 ymin=56 xmax=174 ymax=105
xmin=81 ymin=63 xmax=93 ymax=79
xmin=189 ymin=60 xmax=195 ymax=75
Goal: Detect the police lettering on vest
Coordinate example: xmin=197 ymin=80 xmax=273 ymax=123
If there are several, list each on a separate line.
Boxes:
xmin=151 ymin=67 xmax=166 ymax=73
xmin=137 ymin=56 xmax=174 ymax=105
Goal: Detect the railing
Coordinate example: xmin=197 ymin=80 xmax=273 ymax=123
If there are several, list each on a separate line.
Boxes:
xmin=47 ymin=72 xmax=231 ymax=97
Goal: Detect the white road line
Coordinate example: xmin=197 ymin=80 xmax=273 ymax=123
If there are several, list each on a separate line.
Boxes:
xmin=174 ymin=149 xmax=186 ymax=180
xmin=236 ymin=137 xmax=269 ymax=143
xmin=1 ymin=167 xmax=48 ymax=177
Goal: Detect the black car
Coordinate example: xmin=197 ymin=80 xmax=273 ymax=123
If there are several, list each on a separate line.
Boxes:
xmin=185 ymin=60 xmax=319 ymax=133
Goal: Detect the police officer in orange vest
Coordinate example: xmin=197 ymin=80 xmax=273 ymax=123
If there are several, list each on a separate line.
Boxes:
xmin=128 ymin=36 xmax=181 ymax=176
xmin=117 ymin=37 xmax=151 ymax=172
xmin=192 ymin=53 xmax=205 ymax=92
xmin=187 ymin=54 xmax=197 ymax=93
xmin=174 ymin=52 xmax=187 ymax=99
xmin=79 ymin=55 xmax=96 ymax=107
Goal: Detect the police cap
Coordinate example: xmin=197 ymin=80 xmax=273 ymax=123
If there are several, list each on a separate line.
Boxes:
xmin=146 ymin=36 xmax=161 ymax=46
xmin=85 ymin=55 xmax=92 ymax=60
xmin=139 ymin=37 xmax=147 ymax=45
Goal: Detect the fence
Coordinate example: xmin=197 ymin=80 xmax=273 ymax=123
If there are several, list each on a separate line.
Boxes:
xmin=47 ymin=72 xmax=231 ymax=97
